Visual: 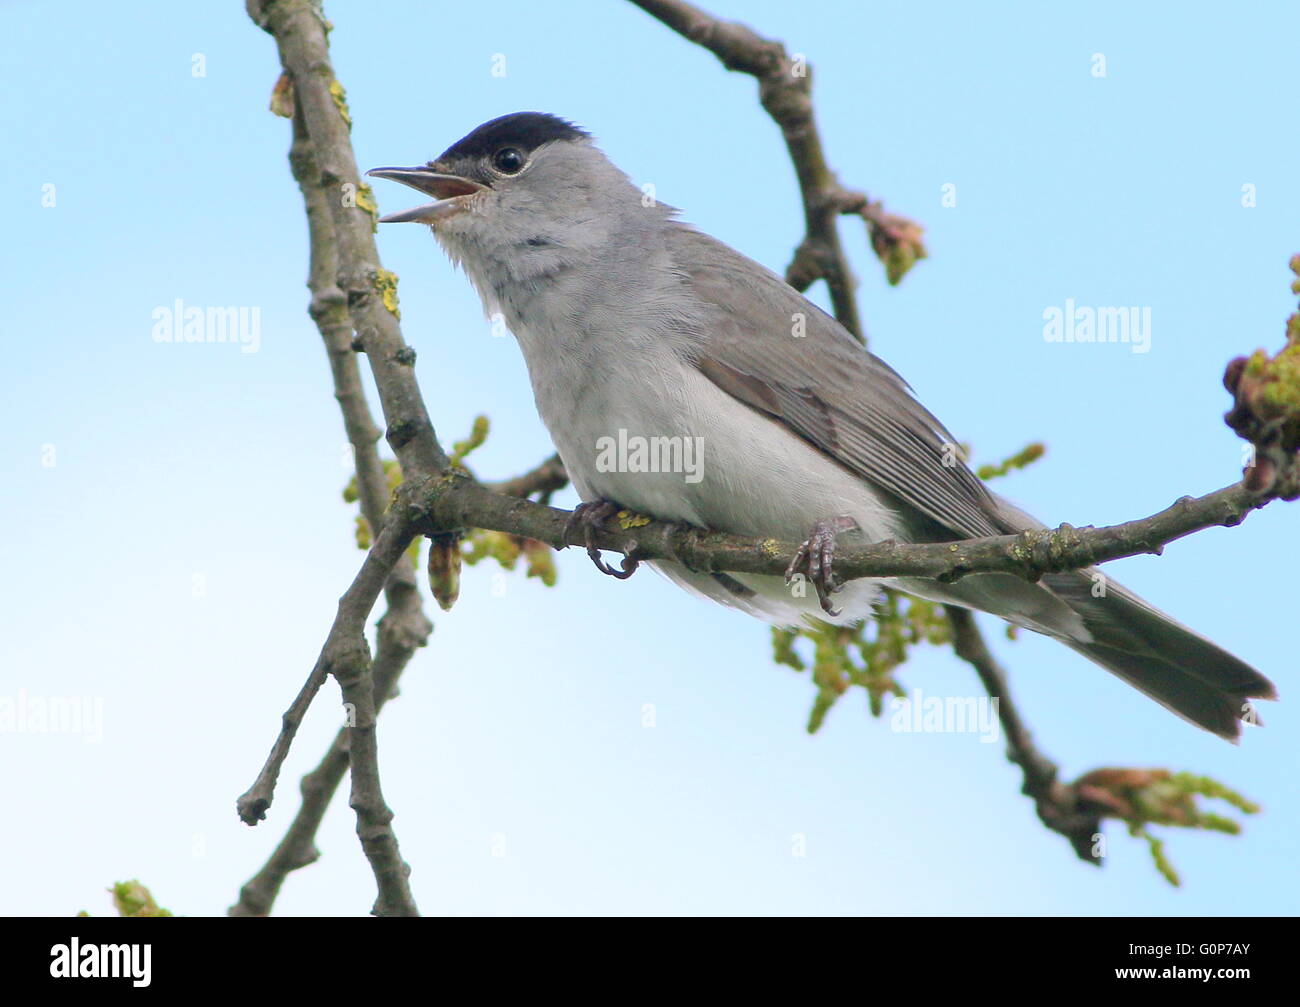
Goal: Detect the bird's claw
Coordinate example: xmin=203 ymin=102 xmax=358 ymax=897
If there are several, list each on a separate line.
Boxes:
xmin=564 ymin=499 xmax=641 ymax=580
xmin=784 ymin=515 xmax=859 ymax=617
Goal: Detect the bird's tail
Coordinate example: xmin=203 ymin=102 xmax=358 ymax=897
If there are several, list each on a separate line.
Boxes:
xmin=1038 ymin=569 xmax=1276 ymax=740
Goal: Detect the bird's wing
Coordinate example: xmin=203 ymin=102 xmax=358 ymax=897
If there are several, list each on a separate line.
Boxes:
xmin=670 ymin=224 xmax=1007 ymax=540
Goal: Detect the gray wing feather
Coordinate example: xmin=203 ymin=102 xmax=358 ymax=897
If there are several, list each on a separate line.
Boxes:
xmin=670 ymin=224 xmax=1006 ymax=541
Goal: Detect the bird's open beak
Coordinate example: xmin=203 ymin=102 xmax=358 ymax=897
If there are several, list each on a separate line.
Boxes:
xmin=365 ymin=166 xmax=486 ymax=223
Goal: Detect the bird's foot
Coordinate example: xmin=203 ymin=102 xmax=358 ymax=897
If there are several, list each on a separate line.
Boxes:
xmin=784 ymin=515 xmax=860 ymax=616
xmin=563 ymin=499 xmax=641 ymax=580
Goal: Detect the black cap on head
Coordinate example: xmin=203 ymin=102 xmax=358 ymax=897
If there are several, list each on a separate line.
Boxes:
xmin=436 ymin=112 xmax=590 ymax=163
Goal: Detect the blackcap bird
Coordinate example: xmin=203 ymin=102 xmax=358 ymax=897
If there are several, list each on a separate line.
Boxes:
xmin=369 ymin=112 xmax=1275 ymax=740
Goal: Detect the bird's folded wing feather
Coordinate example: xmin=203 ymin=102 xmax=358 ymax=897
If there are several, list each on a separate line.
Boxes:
xmin=670 ymin=224 xmax=1007 ymax=541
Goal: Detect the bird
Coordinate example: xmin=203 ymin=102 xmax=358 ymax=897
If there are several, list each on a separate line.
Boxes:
xmin=368 ymin=111 xmax=1275 ymax=740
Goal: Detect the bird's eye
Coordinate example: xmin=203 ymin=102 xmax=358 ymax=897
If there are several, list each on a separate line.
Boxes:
xmin=492 ymin=147 xmax=526 ymax=175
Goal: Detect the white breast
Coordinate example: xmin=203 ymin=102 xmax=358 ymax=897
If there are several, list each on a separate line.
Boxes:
xmin=512 ymin=316 xmax=903 ymax=626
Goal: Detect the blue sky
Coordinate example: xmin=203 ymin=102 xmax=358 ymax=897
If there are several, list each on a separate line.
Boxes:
xmin=2 ymin=0 xmax=1297 ymax=916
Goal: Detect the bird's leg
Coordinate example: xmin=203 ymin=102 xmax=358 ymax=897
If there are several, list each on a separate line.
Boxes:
xmin=563 ymin=499 xmax=640 ymax=580
xmin=785 ymin=515 xmax=860 ymax=616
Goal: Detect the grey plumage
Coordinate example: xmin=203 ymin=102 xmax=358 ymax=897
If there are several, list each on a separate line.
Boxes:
xmin=369 ymin=112 xmax=1276 ymax=740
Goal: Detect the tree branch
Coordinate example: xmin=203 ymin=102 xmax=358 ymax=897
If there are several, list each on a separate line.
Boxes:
xmin=248 ymin=0 xmax=448 ymax=476
xmin=236 ymin=500 xmax=421 ymax=913
xmin=229 ymin=578 xmax=424 ymax=916
xmin=417 ymin=475 xmax=1274 ymax=586
xmin=630 ymin=0 xmax=927 ymax=339
xmin=333 ymin=525 xmax=420 ymax=917
xmin=244 ymin=0 xmax=443 ymax=916
xmin=484 ymin=452 xmax=569 ymax=502
xmin=228 ymin=104 xmax=432 ymax=916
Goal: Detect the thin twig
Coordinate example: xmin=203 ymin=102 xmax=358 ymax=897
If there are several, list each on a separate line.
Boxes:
xmin=229 ymin=570 xmax=428 ymax=916
xmin=236 ymin=663 xmax=331 ymax=826
xmin=235 ymin=503 xmax=416 ymax=818
xmin=485 ymin=452 xmax=569 ymax=501
xmin=947 ymin=608 xmax=1104 ymax=863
